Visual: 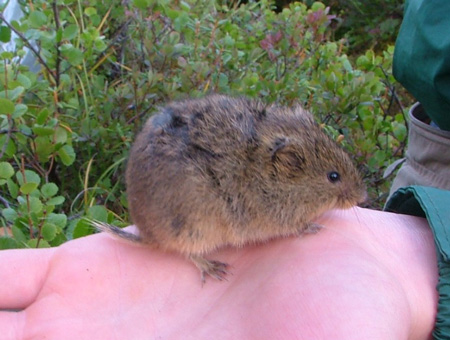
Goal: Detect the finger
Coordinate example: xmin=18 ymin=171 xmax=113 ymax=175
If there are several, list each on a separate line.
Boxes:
xmin=0 ymin=310 xmax=25 ymax=340
xmin=0 ymin=248 xmax=54 ymax=309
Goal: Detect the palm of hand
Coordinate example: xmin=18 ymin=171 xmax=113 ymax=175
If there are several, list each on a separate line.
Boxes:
xmin=1 ymin=209 xmax=435 ymax=340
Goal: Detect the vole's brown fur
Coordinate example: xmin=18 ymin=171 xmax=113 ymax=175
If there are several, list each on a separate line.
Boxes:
xmin=95 ymin=94 xmax=366 ymax=283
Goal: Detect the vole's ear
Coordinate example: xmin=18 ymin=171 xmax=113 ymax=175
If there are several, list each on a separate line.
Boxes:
xmin=271 ymin=137 xmax=305 ymax=176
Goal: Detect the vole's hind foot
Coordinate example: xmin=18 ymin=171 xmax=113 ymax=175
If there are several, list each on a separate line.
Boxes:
xmin=189 ymin=255 xmax=229 ymax=284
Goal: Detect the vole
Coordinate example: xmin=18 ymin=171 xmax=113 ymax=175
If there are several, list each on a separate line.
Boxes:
xmin=93 ymin=94 xmax=366 ymax=283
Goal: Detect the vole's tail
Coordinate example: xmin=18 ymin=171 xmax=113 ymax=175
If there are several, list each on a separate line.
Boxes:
xmin=88 ymin=219 xmax=142 ymax=243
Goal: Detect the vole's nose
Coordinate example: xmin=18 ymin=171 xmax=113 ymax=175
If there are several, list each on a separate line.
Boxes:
xmin=357 ymin=187 xmax=368 ymax=206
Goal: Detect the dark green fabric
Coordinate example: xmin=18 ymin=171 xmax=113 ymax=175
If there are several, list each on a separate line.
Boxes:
xmin=393 ymin=0 xmax=450 ymax=131
xmin=385 ymin=186 xmax=450 ymax=339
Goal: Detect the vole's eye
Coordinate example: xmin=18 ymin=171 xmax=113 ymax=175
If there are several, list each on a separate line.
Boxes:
xmin=327 ymin=171 xmax=340 ymax=183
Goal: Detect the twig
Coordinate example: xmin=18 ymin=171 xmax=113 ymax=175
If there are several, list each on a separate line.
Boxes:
xmin=378 ymin=65 xmax=408 ymax=132
xmin=0 ymin=12 xmax=56 ymax=85
xmin=0 ymin=195 xmax=11 ymax=209
xmin=52 ymin=1 xmax=61 ymax=88
xmin=126 ymin=105 xmax=152 ymax=125
xmin=100 ymin=19 xmax=131 ymax=61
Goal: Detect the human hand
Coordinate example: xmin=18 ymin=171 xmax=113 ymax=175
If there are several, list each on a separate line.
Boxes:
xmin=0 ymin=208 xmax=437 ymax=340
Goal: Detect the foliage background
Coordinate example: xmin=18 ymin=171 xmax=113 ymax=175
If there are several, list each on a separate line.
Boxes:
xmin=0 ymin=0 xmax=411 ymax=249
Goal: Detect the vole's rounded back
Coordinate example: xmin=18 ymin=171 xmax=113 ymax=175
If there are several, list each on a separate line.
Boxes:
xmin=126 ymin=94 xmax=366 ymax=259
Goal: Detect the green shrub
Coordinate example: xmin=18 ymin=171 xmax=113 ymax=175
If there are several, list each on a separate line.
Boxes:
xmin=300 ymin=0 xmax=404 ymax=53
xmin=0 ymin=0 xmax=408 ymax=248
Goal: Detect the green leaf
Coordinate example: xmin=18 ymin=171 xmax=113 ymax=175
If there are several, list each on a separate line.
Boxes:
xmin=32 ymin=126 xmax=55 ymax=136
xmin=12 ymin=104 xmax=28 ymax=119
xmin=174 ymin=12 xmax=190 ymax=32
xmin=63 ymin=24 xmax=78 ymax=40
xmin=60 ymin=74 xmax=71 ymax=86
xmin=27 ymin=238 xmax=50 ymax=248
xmin=47 ymin=213 xmax=67 ymax=228
xmin=393 ymin=123 xmax=407 ymax=141
xmin=28 ymin=197 xmax=43 ymax=213
xmin=0 ymin=162 xmax=14 ymax=179
xmin=41 ymin=223 xmax=57 ymax=241
xmin=0 ymin=135 xmax=16 ymax=158
xmin=7 ymin=179 xmax=19 ymax=198
xmin=16 ymin=50 xmax=26 ymax=58
xmin=84 ymin=7 xmax=97 ymax=16
xmin=29 ymin=11 xmax=48 ymax=28
xmin=46 ymin=196 xmax=65 ymax=206
xmin=165 ymin=8 xmax=178 ymax=20
xmin=0 ymin=98 xmax=14 ymax=114
xmin=311 ymin=2 xmax=325 ymax=11
xmin=35 ymin=136 xmax=55 ymax=160
xmin=17 ymin=74 xmax=32 ymax=89
xmin=0 ymin=237 xmax=20 ymax=250
xmin=16 ymin=170 xmax=41 ymax=185
xmin=94 ymin=38 xmax=107 ymax=52
xmin=2 ymin=86 xmax=24 ymax=101
xmin=41 ymin=183 xmax=58 ymax=198
xmin=20 ymin=182 xmax=39 ymax=195
xmin=55 ymin=127 xmax=68 ymax=144
xmin=60 ymin=44 xmax=83 ymax=66
xmin=58 ymin=145 xmax=76 ymax=166
xmin=11 ymin=225 xmax=27 ymax=243
xmin=0 ymin=51 xmax=14 ymax=60
xmin=50 ymin=232 xmax=67 ymax=247
xmin=72 ymin=219 xmax=94 ymax=239
xmin=133 ymin=0 xmax=150 ymax=10
xmin=0 ymin=26 xmax=11 ymax=43
xmin=223 ymin=35 xmax=235 ymax=47
xmin=218 ymin=73 xmax=229 ymax=87
xmin=180 ymin=1 xmax=191 ymax=11
xmin=87 ymin=205 xmax=108 ymax=221
xmin=36 ymin=109 xmax=50 ymax=125
xmin=10 ymin=21 xmax=20 ymax=32
xmin=2 ymin=208 xmax=17 ymax=221
xmin=343 ymin=59 xmax=353 ymax=72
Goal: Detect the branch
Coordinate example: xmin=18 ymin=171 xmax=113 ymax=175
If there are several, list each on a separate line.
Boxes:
xmin=0 ymin=12 xmax=56 ymax=85
xmin=52 ymin=1 xmax=61 ymax=88
xmin=0 ymin=194 xmax=11 ymax=209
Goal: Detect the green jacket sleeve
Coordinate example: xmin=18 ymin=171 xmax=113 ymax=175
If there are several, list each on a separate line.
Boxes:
xmin=385 ymin=186 xmax=450 ymax=339
xmin=393 ymin=0 xmax=450 ymax=131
